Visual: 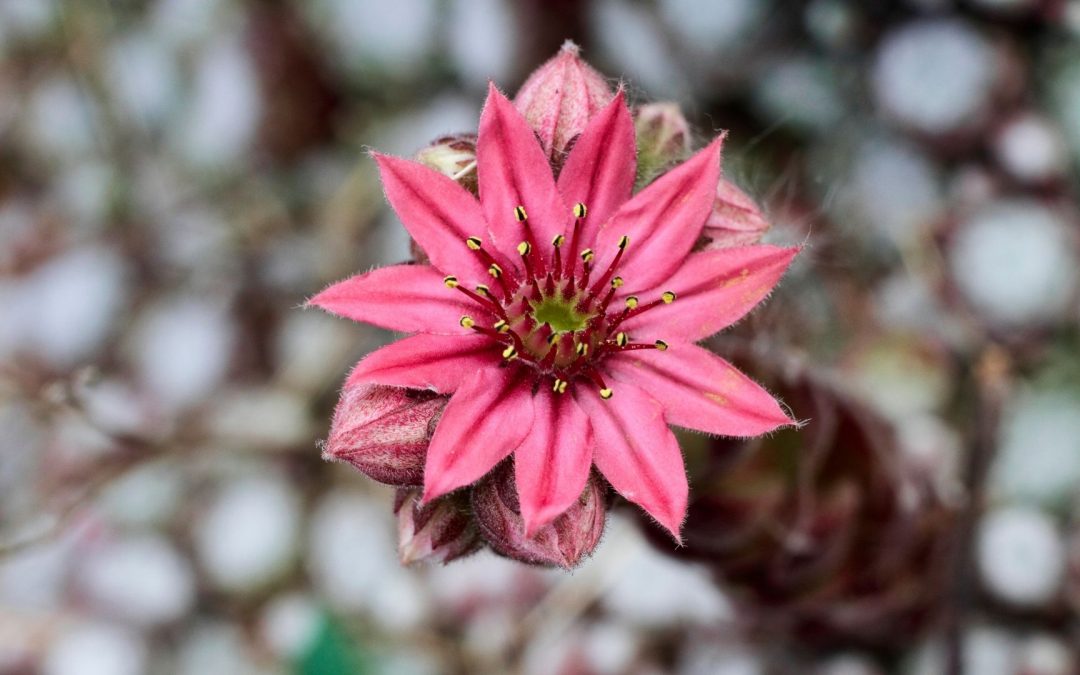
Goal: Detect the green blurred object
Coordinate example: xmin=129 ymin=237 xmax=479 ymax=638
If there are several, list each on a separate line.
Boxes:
xmin=295 ymin=615 xmax=373 ymax=675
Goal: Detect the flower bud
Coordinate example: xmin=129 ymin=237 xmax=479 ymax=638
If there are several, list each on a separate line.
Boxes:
xmin=415 ymin=133 xmax=478 ymax=195
xmin=412 ymin=133 xmax=479 ymax=263
xmin=634 ymin=102 xmax=691 ymax=187
xmin=471 ymin=462 xmax=606 ymax=569
xmin=513 ymin=40 xmax=612 ymax=164
xmin=702 ymin=179 xmax=772 ymax=249
xmin=395 ymin=488 xmax=482 ymax=565
xmin=323 ymin=383 xmax=447 ymax=486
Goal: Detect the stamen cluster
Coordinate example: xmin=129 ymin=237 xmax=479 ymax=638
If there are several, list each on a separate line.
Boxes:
xmin=445 ymin=203 xmax=673 ymax=400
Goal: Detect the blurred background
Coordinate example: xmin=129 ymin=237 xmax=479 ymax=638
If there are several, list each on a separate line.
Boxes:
xmin=1 ymin=0 xmax=1079 ymax=673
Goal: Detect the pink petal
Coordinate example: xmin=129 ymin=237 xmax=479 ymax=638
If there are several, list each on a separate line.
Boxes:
xmin=373 ymin=153 xmax=491 ymax=285
xmin=308 ymin=264 xmax=487 ymax=335
xmin=605 ymin=342 xmax=793 ymax=437
xmin=346 ymin=333 xmax=496 ymax=393
xmin=577 ymin=382 xmax=687 ymax=541
xmin=477 ymin=83 xmax=571 ymax=269
xmin=423 ymin=368 xmax=535 ymax=502
xmin=514 ymin=387 xmax=593 ymax=536
xmin=622 ymin=245 xmax=799 ymax=342
xmin=593 ymin=136 xmax=724 ymax=292
xmin=556 ymin=90 xmax=636 ymax=249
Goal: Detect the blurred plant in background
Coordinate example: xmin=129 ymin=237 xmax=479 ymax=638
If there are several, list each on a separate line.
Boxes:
xmin=1 ymin=1 xmax=1079 ymax=674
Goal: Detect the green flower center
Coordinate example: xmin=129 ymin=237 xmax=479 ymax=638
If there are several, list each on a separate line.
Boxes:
xmin=530 ymin=295 xmax=590 ymax=333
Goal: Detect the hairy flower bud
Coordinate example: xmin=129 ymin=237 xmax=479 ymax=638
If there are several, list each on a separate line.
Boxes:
xmin=634 ymin=102 xmax=691 ymax=187
xmin=513 ymin=40 xmax=612 ymax=164
xmin=471 ymin=462 xmax=606 ymax=569
xmin=323 ymin=383 xmax=447 ymax=486
xmin=415 ymin=133 xmax=478 ymax=195
xmin=702 ymin=179 xmax=772 ymax=249
xmin=395 ymin=488 xmax=481 ymax=565
xmin=643 ymin=358 xmax=956 ymax=649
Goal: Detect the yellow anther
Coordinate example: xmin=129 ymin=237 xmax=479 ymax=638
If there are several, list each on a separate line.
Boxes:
xmin=573 ymin=202 xmax=587 ymax=218
xmin=611 ymin=276 xmax=624 ymax=289
xmin=493 ymin=319 xmax=510 ymax=333
xmin=615 ymin=332 xmax=628 ymax=347
xmin=552 ymin=234 xmax=565 ymax=247
xmin=580 ymin=248 xmax=594 ymax=263
xmin=625 ymin=296 xmax=639 ymax=309
xmin=599 ymin=387 xmax=613 ymax=400
xmin=655 ymin=340 xmax=669 ymax=351
xmin=553 ymin=378 xmax=568 ymax=394
xmin=546 ymin=331 xmax=560 ymax=345
xmin=488 ymin=263 xmax=503 ymax=278
xmin=459 ymin=316 xmax=475 ymax=329
xmin=443 ymin=275 xmax=459 ymax=288
xmin=514 ymin=205 xmax=528 ymax=222
xmin=618 ymin=235 xmax=629 ymax=250
xmin=475 ymin=284 xmax=491 ymax=297
xmin=466 ymin=236 xmax=482 ymax=250
xmin=575 ymin=342 xmax=589 ymax=357
xmin=502 ymin=345 xmax=518 ymax=360
xmin=517 ymin=241 xmax=531 ymax=256
xmin=661 ymin=291 xmax=676 ymax=304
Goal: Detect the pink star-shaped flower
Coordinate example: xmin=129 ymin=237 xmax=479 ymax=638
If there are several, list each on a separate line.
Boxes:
xmin=311 ymin=85 xmax=798 ymax=541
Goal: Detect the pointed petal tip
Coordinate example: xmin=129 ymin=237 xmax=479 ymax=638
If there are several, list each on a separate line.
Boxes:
xmin=370 ymin=150 xmax=410 ymax=172
xmin=520 ymin=507 xmax=560 ymax=540
xmin=706 ymin=132 xmax=727 ymax=155
xmin=777 ymin=242 xmax=804 ymax=262
xmin=418 ymin=487 xmax=439 ymax=508
xmin=420 ymin=475 xmax=451 ymax=507
xmin=369 ymin=149 xmax=387 ymax=164
xmin=748 ymin=408 xmax=800 ymax=437
xmin=304 ymin=286 xmax=334 ymax=312
xmin=486 ymin=80 xmax=505 ymax=99
xmin=655 ymin=512 xmax=685 ymax=545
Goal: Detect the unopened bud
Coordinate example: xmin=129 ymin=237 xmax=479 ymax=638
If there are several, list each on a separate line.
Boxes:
xmin=323 ymin=383 xmax=447 ymax=486
xmin=471 ymin=462 xmax=606 ymax=569
xmin=702 ymin=179 xmax=772 ymax=249
xmin=415 ymin=133 xmax=478 ymax=195
xmin=634 ymin=102 xmax=691 ymax=187
xmin=395 ymin=488 xmax=481 ymax=565
xmin=514 ymin=40 xmax=612 ymax=164
xmin=412 ymin=133 xmax=479 ymax=263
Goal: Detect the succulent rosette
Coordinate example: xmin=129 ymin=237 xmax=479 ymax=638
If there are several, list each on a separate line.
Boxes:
xmin=312 ymin=46 xmax=798 ymax=558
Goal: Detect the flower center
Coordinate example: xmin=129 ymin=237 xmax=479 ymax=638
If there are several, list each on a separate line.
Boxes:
xmin=530 ymin=296 xmax=589 ymax=333
xmin=445 ymin=203 xmax=673 ymax=399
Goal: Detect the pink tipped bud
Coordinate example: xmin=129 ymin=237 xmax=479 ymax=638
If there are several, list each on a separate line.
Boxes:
xmin=634 ymin=102 xmax=691 ymax=186
xmin=323 ymin=383 xmax=447 ymax=486
xmin=395 ymin=488 xmax=482 ymax=565
xmin=471 ymin=462 xmax=606 ymax=569
xmin=414 ymin=133 xmax=478 ymax=195
xmin=702 ymin=179 xmax=772 ymax=249
xmin=514 ymin=40 xmax=612 ymax=164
